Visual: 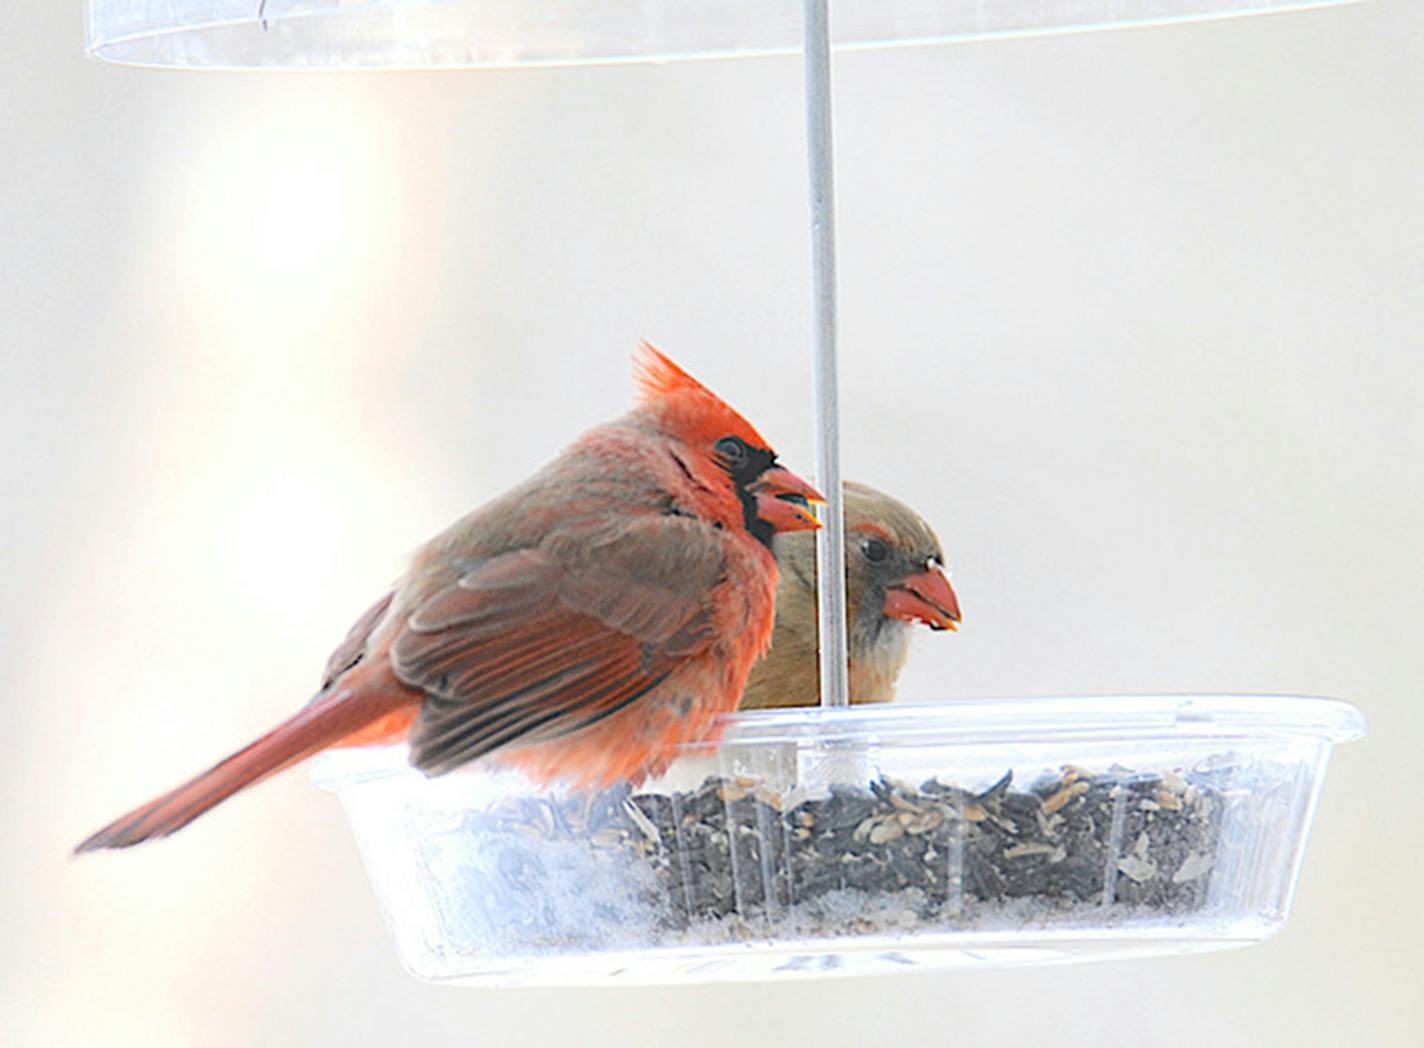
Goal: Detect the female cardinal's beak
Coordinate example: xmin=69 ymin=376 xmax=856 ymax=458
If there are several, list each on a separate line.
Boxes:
xmin=883 ymin=564 xmax=962 ymax=631
xmin=752 ymin=467 xmax=825 ymax=534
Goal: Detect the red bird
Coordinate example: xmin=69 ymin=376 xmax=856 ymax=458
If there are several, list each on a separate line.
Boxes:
xmin=77 ymin=344 xmax=822 ymax=852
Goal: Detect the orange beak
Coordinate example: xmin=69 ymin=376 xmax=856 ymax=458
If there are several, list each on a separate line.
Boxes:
xmin=751 ymin=467 xmax=824 ymax=534
xmin=883 ymin=563 xmax=962 ymax=632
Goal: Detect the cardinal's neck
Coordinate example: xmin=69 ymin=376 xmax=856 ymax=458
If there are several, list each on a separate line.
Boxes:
xmin=847 ymin=620 xmax=912 ymax=704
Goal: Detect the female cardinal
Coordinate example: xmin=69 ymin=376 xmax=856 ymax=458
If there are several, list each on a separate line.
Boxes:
xmin=76 ymin=344 xmax=822 ymax=851
xmin=739 ymin=481 xmax=959 ymax=709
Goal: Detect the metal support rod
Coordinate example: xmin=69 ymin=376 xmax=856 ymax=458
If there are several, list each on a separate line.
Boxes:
xmin=802 ymin=0 xmax=849 ymax=709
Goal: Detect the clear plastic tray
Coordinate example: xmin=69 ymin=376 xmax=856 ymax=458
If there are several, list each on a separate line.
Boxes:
xmin=312 ymin=695 xmax=1363 ymax=984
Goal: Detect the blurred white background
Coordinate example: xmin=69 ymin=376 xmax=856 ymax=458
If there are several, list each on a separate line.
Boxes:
xmin=4 ymin=3 xmax=1421 ymax=1045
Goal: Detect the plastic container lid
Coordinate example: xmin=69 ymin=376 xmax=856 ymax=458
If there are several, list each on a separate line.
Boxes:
xmin=86 ymin=1 xmax=1371 ymax=70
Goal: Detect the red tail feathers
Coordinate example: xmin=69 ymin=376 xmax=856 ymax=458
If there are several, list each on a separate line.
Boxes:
xmin=74 ymin=676 xmax=417 ymax=853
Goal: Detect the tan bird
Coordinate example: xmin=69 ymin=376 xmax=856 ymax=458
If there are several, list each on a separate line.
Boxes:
xmin=740 ymin=481 xmax=960 ymax=709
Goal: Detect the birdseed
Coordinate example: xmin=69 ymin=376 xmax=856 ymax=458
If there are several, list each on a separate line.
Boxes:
xmin=435 ymin=763 xmax=1237 ymax=952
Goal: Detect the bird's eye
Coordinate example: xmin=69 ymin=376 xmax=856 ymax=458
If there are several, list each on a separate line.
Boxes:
xmin=860 ymin=537 xmax=889 ymax=563
xmin=715 ymin=436 xmax=750 ymax=469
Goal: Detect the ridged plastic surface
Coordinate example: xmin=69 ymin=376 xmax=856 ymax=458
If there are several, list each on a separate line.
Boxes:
xmin=312 ymin=695 xmax=1362 ymax=984
xmin=86 ymin=1 xmax=1369 ymax=70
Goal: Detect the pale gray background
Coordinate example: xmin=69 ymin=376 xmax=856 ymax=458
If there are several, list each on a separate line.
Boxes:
xmin=4 ymin=3 xmax=1421 ymax=1045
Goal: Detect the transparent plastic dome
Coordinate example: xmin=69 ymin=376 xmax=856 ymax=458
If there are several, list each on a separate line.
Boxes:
xmin=86 ymin=0 xmax=1369 ymax=70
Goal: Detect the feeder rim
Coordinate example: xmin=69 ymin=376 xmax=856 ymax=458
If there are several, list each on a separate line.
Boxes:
xmin=714 ymin=692 xmax=1366 ymax=744
xmin=309 ymin=693 xmax=1364 ymax=789
xmin=84 ymin=1 xmax=1375 ymax=73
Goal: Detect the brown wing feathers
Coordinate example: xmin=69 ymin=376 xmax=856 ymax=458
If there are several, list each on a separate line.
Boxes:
xmin=393 ymin=535 xmax=717 ymax=775
xmin=76 ymin=516 xmax=730 ymax=849
xmin=320 ymin=589 xmax=395 ymax=690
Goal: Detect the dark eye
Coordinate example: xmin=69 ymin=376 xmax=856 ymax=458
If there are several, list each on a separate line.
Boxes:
xmin=860 ymin=537 xmax=889 ymax=564
xmin=715 ymin=436 xmax=749 ymax=468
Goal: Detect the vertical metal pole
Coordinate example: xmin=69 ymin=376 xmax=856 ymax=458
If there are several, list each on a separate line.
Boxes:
xmin=802 ymin=0 xmax=849 ymax=709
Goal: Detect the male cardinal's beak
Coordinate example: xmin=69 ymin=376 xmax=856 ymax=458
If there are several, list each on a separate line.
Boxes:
xmin=752 ymin=468 xmax=825 ymax=534
xmin=884 ymin=564 xmax=962 ymax=632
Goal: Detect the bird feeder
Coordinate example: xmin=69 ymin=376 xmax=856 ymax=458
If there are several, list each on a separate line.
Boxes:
xmin=85 ymin=0 xmax=1370 ymax=983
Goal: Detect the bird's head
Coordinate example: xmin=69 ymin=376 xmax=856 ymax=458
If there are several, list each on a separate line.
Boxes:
xmin=841 ymin=481 xmax=961 ymax=638
xmin=776 ymin=481 xmax=961 ymax=647
xmin=633 ymin=342 xmax=823 ymax=547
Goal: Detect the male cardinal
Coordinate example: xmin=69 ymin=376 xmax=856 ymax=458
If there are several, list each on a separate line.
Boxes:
xmin=76 ymin=344 xmax=822 ymax=852
xmin=739 ymin=481 xmax=959 ymax=709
